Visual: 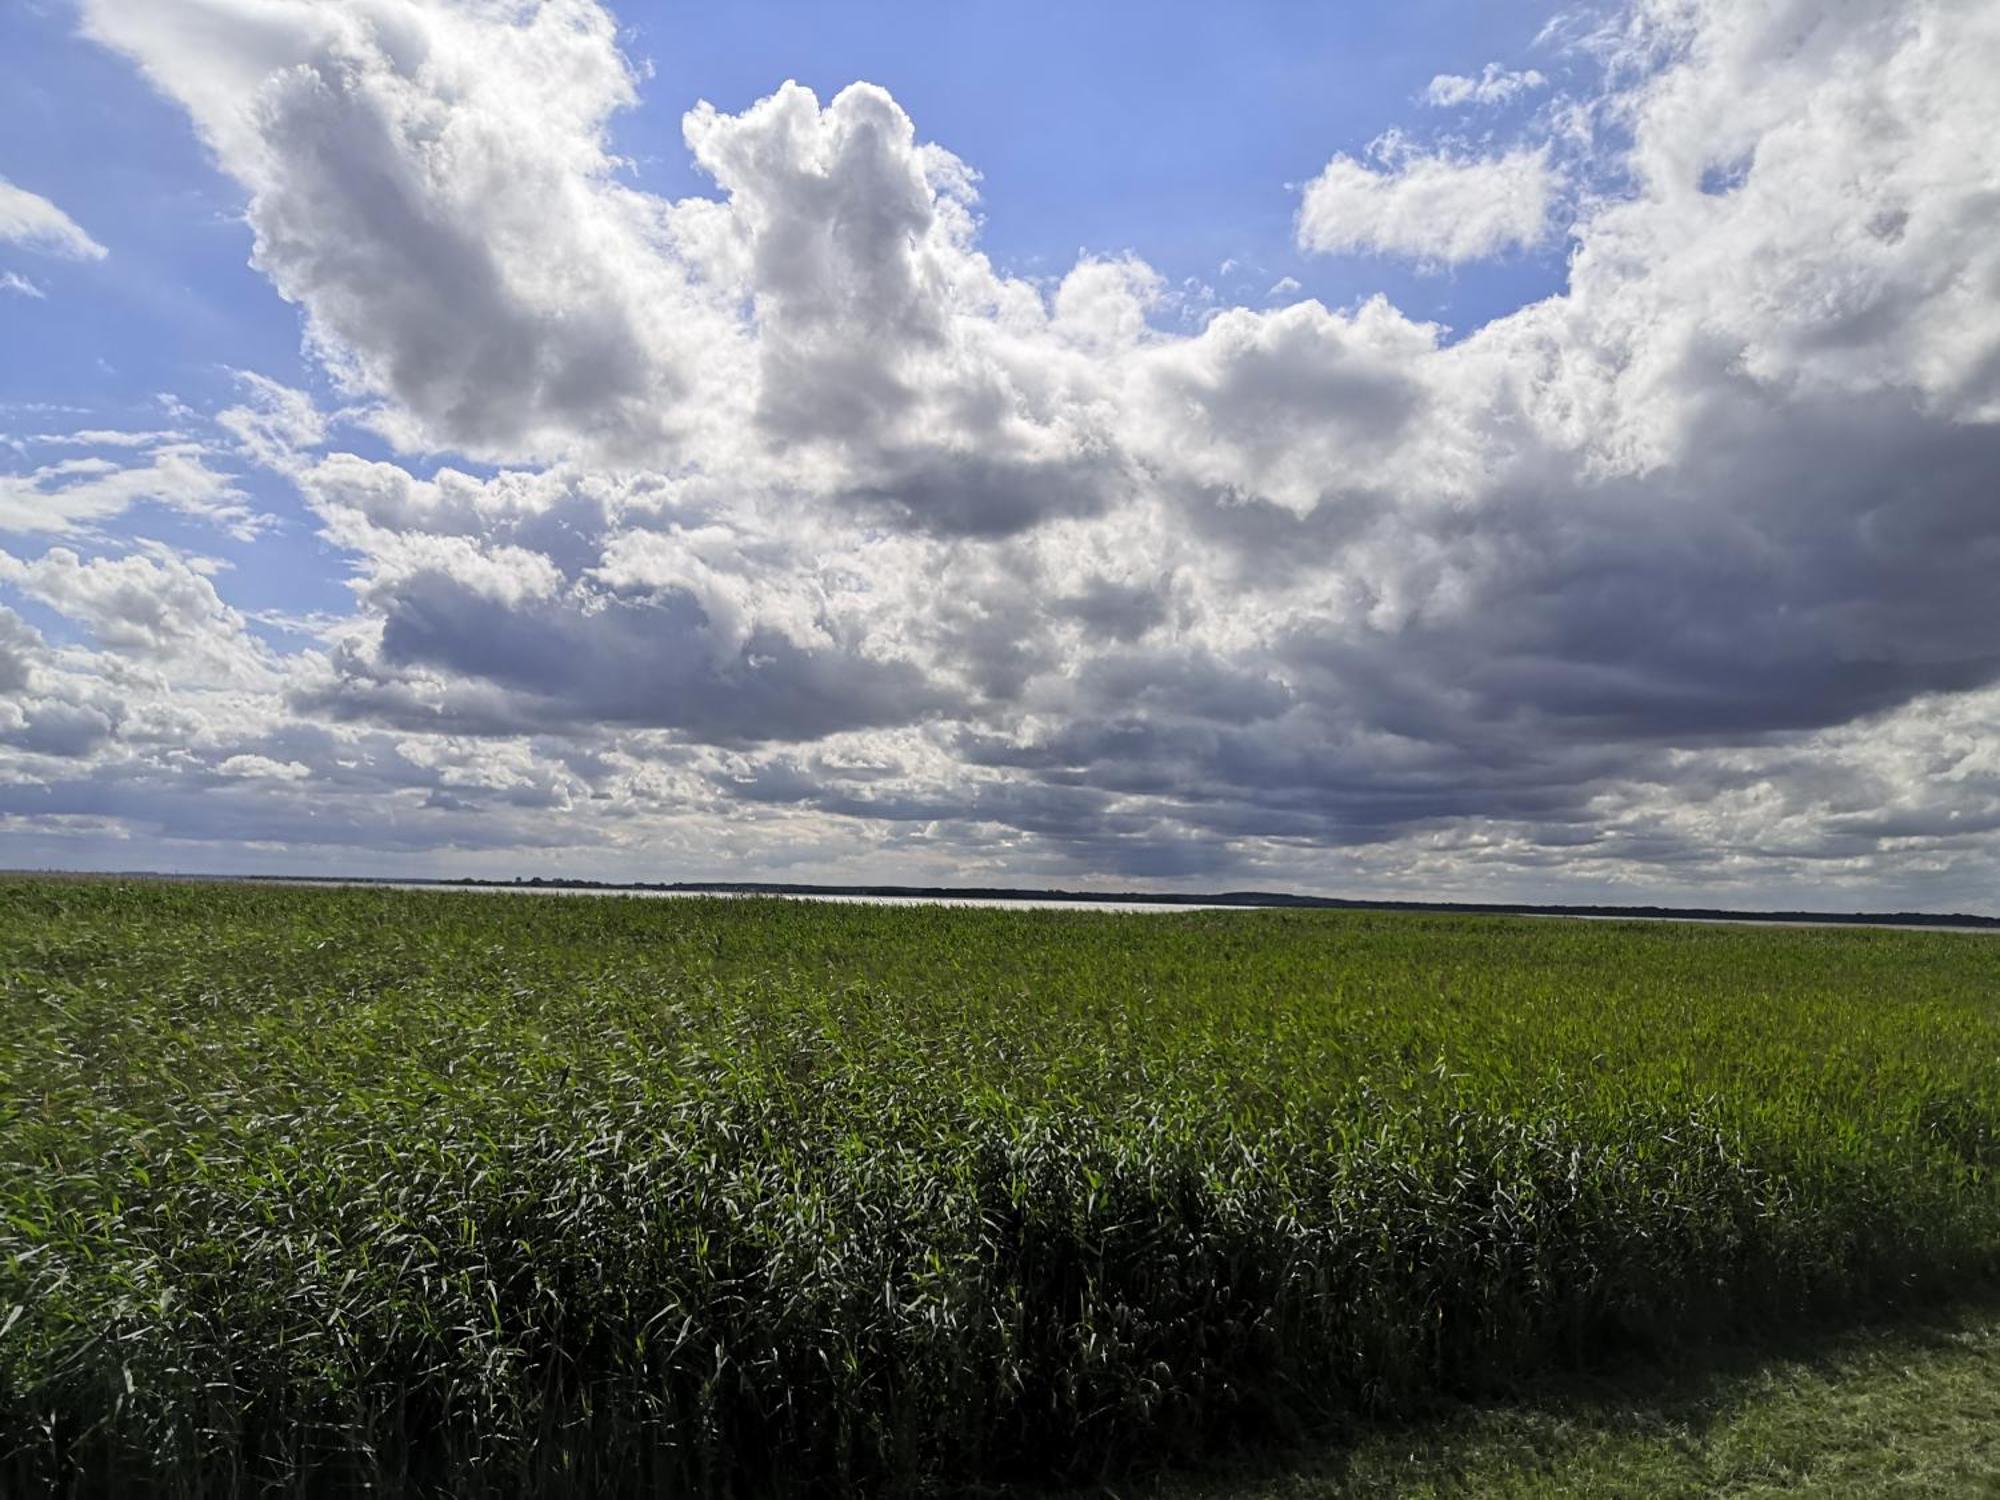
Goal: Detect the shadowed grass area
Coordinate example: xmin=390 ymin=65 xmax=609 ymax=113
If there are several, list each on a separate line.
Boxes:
xmin=1118 ymin=1300 xmax=2000 ymax=1498
xmin=2 ymin=878 xmax=1997 ymax=1493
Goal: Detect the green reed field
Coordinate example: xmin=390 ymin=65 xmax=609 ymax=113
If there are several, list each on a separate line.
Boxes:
xmin=3 ymin=879 xmax=1998 ymax=1495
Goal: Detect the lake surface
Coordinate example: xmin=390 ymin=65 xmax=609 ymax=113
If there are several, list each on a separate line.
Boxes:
xmin=280 ymin=881 xmax=1242 ymax=913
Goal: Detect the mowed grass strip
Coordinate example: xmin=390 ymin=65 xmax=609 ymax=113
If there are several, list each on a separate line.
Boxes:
xmin=1 ymin=880 xmax=1997 ymax=1493
xmin=1130 ymin=1301 xmax=2000 ymax=1499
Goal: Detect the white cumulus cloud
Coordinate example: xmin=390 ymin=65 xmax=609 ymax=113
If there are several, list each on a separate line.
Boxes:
xmin=79 ymin=0 xmax=738 ymax=465
xmin=1296 ymin=137 xmax=1559 ymax=263
xmin=217 ymin=754 xmax=312 ymax=780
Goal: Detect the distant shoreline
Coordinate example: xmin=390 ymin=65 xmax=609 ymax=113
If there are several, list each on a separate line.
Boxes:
xmin=9 ymin=869 xmax=1996 ymax=932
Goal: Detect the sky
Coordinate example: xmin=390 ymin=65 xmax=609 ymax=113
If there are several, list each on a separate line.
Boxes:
xmin=0 ymin=0 xmax=1997 ymax=910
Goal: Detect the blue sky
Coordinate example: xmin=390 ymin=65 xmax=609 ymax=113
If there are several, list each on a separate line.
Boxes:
xmin=2 ymin=0 xmax=1998 ymax=909
xmin=615 ymin=1 xmax=1571 ymax=306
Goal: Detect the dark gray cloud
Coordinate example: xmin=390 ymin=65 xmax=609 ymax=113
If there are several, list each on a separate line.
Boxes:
xmin=0 ymin=699 xmax=118 ymax=758
xmin=308 ymin=569 xmax=953 ymax=745
xmin=841 ymin=452 xmax=1117 ymax=538
xmin=0 ymin=607 xmax=36 ymax=693
xmin=1049 ymin=575 xmax=1171 ymax=643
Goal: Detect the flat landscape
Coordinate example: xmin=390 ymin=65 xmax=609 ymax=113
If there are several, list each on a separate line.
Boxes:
xmin=4 ymin=878 xmax=1998 ymax=1493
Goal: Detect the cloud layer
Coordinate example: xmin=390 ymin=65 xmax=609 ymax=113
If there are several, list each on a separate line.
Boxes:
xmin=4 ymin=0 xmax=1999 ymax=906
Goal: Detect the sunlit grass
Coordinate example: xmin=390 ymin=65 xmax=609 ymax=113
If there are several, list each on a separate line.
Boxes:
xmin=2 ymin=880 xmax=1996 ymax=1493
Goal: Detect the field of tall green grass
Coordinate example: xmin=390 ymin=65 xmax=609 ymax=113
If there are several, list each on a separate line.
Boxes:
xmin=3 ymin=879 xmax=1997 ymax=1494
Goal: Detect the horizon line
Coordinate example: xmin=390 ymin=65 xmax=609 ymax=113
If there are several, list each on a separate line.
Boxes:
xmin=6 ymin=869 xmax=1996 ymax=932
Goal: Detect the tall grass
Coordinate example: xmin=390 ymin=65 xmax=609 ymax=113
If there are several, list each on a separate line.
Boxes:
xmin=2 ymin=880 xmax=1997 ymax=1493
